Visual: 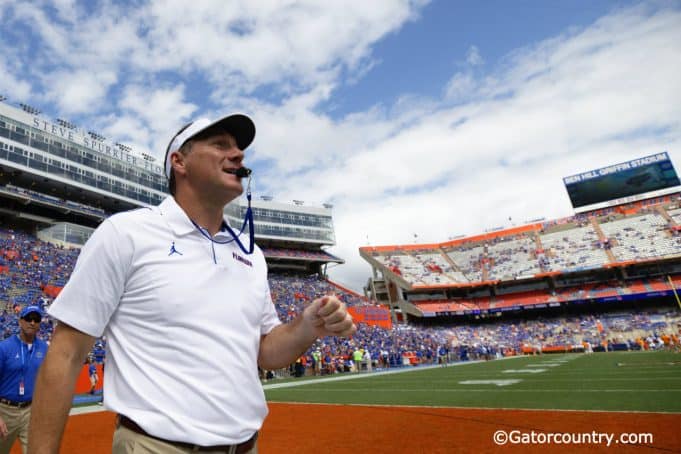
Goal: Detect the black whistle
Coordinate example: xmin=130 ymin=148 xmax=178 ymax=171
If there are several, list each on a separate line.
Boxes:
xmin=226 ymin=167 xmax=252 ymax=178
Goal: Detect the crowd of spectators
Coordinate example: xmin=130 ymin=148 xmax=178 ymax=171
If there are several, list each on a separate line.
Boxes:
xmin=0 ymin=228 xmax=80 ymax=343
xmin=443 ymin=310 xmax=680 ymax=355
xmin=267 ymin=273 xmax=681 ymax=377
xmin=413 ymin=276 xmax=681 ymax=313
xmin=267 ymin=273 xmax=450 ymax=374
xmin=1 ymin=227 xmax=680 ymax=382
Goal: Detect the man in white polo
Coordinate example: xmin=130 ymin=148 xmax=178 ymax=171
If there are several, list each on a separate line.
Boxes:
xmin=28 ymin=113 xmax=356 ymax=453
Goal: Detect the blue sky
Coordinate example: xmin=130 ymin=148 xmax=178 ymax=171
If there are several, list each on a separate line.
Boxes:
xmin=0 ymin=0 xmax=679 ymax=291
xmin=327 ymin=0 xmax=638 ymax=115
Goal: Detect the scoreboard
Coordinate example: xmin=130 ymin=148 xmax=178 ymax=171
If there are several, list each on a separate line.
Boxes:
xmin=563 ymin=152 xmax=680 ymax=212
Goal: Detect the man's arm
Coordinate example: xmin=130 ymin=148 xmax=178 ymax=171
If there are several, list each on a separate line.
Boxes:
xmin=28 ymin=323 xmax=96 ymax=454
xmin=258 ymin=295 xmax=356 ymax=370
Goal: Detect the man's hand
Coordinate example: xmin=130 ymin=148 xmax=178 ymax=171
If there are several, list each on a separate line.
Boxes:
xmin=302 ymin=295 xmax=357 ymax=339
xmin=258 ymin=295 xmax=358 ymax=370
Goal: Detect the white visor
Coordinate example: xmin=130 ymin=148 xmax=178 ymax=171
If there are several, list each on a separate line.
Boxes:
xmin=164 ymin=114 xmax=255 ymax=178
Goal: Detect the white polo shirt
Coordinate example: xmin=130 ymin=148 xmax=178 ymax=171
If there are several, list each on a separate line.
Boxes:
xmin=48 ymin=196 xmax=281 ymax=445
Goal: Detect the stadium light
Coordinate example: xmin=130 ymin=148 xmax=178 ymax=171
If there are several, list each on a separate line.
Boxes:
xmin=88 ymin=131 xmax=106 ymax=142
xmin=140 ymin=152 xmax=155 ymax=162
xmin=57 ymin=118 xmax=77 ymax=130
xmin=115 ymin=143 xmax=132 ymax=153
xmin=19 ymin=103 xmax=41 ymax=115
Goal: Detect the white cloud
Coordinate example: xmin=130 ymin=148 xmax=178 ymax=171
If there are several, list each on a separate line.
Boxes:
xmin=118 ymin=84 xmax=197 ymax=134
xmin=50 ymin=0 xmax=78 ymax=22
xmin=317 ymin=6 xmax=681 ymax=289
xmin=444 ymin=72 xmax=477 ymax=100
xmin=9 ymin=3 xmax=72 ymax=59
xmin=0 ymin=0 xmax=429 ymax=159
xmin=106 ymin=84 xmax=200 ymax=160
xmin=466 ymin=45 xmax=484 ymax=66
xmin=144 ymin=0 xmax=430 ymax=108
xmin=0 ymin=0 xmax=428 ymax=124
xmin=0 ymin=58 xmax=32 ymax=101
xmin=0 ymin=2 xmax=679 ymax=294
xmin=208 ymin=1 xmax=681 ymax=293
xmin=43 ymin=70 xmax=118 ymax=115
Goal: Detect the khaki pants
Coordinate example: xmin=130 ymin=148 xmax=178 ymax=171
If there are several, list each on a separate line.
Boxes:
xmin=0 ymin=403 xmax=31 ymax=454
xmin=113 ymin=425 xmax=258 ymax=454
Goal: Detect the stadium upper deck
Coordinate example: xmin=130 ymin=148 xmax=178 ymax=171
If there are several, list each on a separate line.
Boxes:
xmin=361 ymin=197 xmax=681 ymax=291
xmin=0 ymin=101 xmax=166 ymax=209
xmin=361 ymin=195 xmax=681 ymax=322
xmin=361 ymin=153 xmax=681 ymax=300
xmin=0 ymin=99 xmax=340 ymax=269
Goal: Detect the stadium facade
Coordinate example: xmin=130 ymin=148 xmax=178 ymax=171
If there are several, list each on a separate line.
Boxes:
xmin=361 ymin=154 xmax=681 ymax=324
xmin=0 ymin=99 xmax=341 ymax=275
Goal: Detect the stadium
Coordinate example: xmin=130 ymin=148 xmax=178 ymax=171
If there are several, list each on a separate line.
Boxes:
xmin=1 ymin=94 xmax=680 ymax=453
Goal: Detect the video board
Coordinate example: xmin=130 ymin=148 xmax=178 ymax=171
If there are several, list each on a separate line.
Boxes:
xmin=563 ymin=152 xmax=680 ymax=211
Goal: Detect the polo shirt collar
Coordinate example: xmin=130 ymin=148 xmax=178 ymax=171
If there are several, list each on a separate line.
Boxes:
xmin=158 ymin=196 xmax=234 ymax=238
xmin=159 ymin=197 xmax=195 ymax=236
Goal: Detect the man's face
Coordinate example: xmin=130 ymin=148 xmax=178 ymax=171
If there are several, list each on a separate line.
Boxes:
xmin=19 ymin=313 xmax=40 ymax=337
xmin=179 ymin=131 xmax=245 ymax=204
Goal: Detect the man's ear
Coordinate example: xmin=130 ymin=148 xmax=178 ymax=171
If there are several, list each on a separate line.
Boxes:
xmin=170 ymin=152 xmax=187 ymax=177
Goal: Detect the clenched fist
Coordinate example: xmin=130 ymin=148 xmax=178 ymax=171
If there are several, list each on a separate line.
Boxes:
xmin=302 ymin=295 xmax=357 ymax=338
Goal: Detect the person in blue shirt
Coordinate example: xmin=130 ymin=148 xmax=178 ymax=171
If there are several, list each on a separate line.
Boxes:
xmin=438 ymin=345 xmax=448 ymax=366
xmin=0 ymin=306 xmax=49 ymax=454
xmin=87 ymin=357 xmax=98 ymax=395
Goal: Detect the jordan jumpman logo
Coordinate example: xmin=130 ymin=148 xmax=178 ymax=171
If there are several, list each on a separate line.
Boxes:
xmin=168 ymin=242 xmax=183 ymax=256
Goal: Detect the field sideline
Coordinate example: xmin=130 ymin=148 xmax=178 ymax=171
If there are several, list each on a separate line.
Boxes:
xmin=12 ymin=351 xmax=679 ymax=453
xmin=264 ymin=351 xmax=681 ymax=412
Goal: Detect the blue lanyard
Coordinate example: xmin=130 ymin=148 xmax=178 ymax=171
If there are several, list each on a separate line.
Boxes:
xmin=18 ymin=336 xmax=35 ymax=378
xmin=190 ymin=176 xmax=255 ymax=255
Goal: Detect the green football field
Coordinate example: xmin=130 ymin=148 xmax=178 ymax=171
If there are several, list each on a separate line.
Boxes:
xmin=264 ymin=351 xmax=681 ymax=412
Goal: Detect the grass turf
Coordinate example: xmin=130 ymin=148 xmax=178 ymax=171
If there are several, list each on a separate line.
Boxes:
xmin=264 ymin=351 xmax=681 ymax=412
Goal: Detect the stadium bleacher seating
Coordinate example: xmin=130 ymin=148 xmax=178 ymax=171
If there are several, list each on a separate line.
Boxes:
xmin=412 ymin=278 xmax=680 ymax=315
xmin=261 ymin=247 xmax=341 ymax=262
xmin=1 ymin=223 xmax=679 ymax=379
xmin=365 ymin=204 xmax=680 ymax=289
xmin=447 ymin=244 xmax=485 ymax=282
xmin=668 ymin=207 xmax=681 ymax=224
xmin=486 ymin=235 xmax=541 ymax=280
xmin=539 ymin=225 xmax=609 ymax=272
xmin=1 ymin=184 xmax=107 ymax=218
xmin=600 ymin=213 xmax=680 ymax=262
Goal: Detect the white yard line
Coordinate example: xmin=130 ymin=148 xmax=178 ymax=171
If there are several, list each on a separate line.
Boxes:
xmin=262 ymin=358 xmax=523 ymax=390
xmin=69 ymin=404 xmax=106 ymax=416
xmin=267 ymin=400 xmax=681 ymax=415
xmin=271 ymin=388 xmax=681 ymax=393
xmin=68 ymin=357 xmax=526 ymax=414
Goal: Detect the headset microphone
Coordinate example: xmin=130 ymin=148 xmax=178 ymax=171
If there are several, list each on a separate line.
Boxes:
xmin=226 ymin=167 xmax=252 ymax=178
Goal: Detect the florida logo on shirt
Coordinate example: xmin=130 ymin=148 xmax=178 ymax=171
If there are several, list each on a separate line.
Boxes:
xmin=233 ymin=252 xmax=252 ymax=267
